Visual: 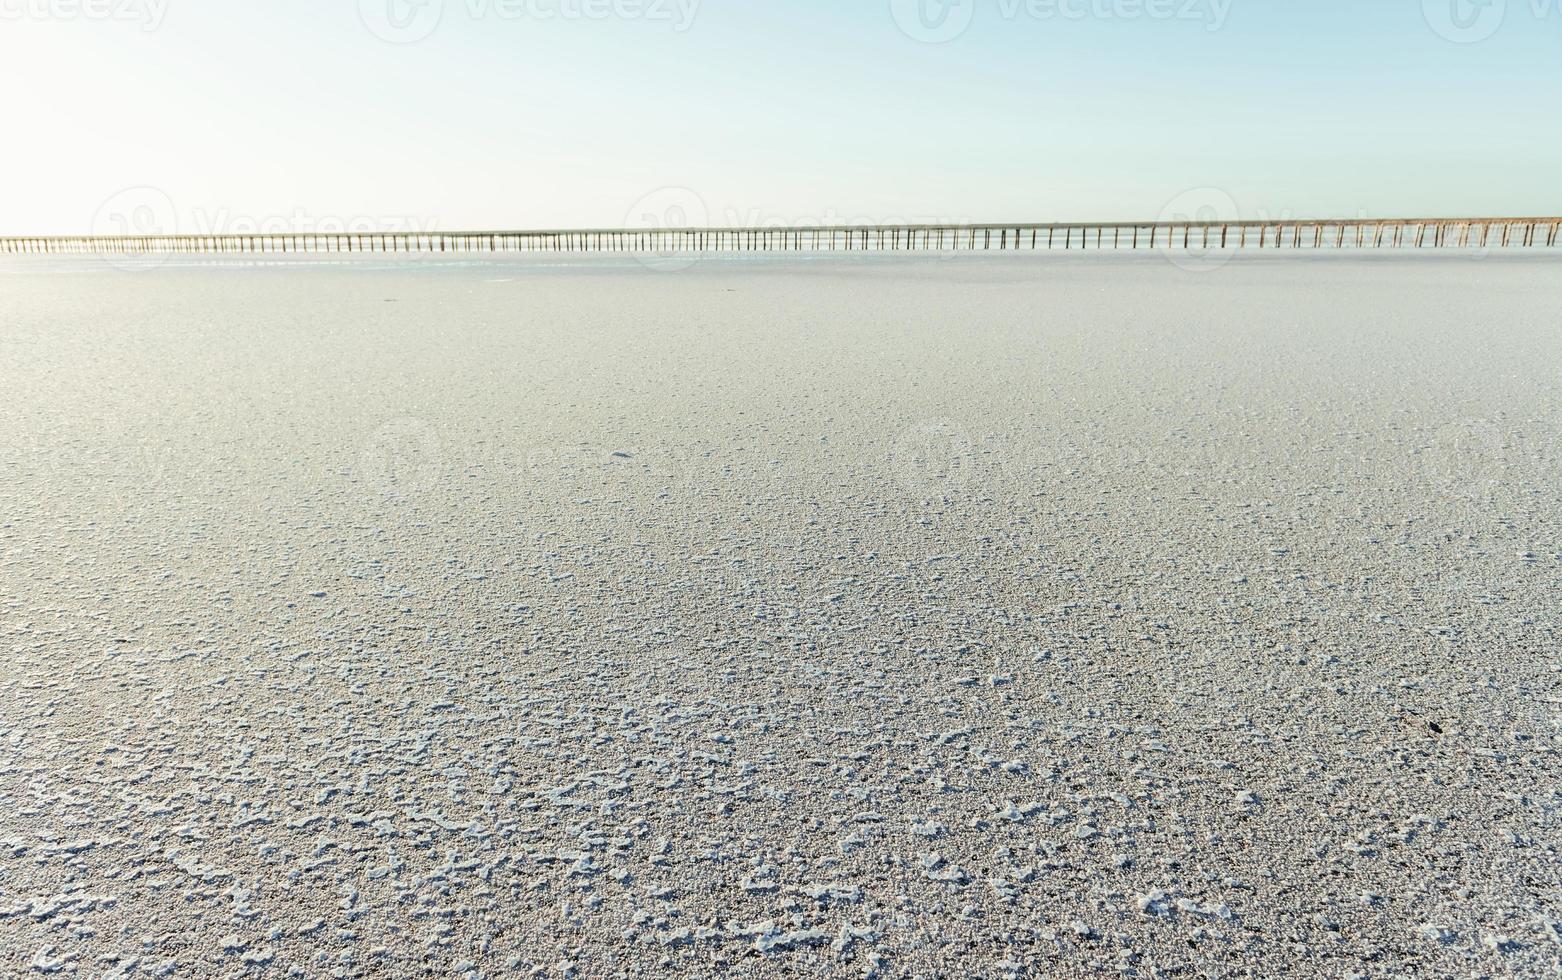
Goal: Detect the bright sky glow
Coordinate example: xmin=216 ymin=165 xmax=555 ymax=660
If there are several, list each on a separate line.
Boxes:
xmin=2 ymin=0 xmax=1558 ymax=234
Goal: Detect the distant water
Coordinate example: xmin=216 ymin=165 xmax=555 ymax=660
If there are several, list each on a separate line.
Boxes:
xmin=4 ymin=248 xmax=1557 ymax=278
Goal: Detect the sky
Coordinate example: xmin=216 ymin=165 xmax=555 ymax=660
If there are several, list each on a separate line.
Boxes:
xmin=1 ymin=0 xmax=1558 ymax=235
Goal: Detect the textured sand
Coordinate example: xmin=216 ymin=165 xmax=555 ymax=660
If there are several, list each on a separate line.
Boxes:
xmin=1 ymin=252 xmax=1559 ymax=978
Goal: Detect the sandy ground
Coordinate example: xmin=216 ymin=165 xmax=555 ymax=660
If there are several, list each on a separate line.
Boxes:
xmin=1 ymin=251 xmax=1559 ymax=978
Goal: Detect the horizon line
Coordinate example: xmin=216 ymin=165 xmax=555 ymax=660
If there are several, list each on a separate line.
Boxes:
xmin=6 ymin=215 xmax=1562 ymax=242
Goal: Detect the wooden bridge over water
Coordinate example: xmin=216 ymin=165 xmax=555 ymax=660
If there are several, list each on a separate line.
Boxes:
xmin=3 ymin=217 xmax=1559 ymax=256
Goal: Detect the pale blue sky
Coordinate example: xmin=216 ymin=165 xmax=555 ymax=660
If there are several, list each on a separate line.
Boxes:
xmin=2 ymin=0 xmax=1557 ymax=234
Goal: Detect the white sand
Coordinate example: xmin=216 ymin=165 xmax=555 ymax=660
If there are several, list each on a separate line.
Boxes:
xmin=1 ymin=251 xmax=1559 ymax=977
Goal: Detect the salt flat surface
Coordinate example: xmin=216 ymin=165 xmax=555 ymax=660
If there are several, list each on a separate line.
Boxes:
xmin=1 ymin=252 xmax=1559 ymax=977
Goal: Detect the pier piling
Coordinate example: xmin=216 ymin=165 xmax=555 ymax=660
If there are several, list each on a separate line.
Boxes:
xmin=5 ymin=217 xmax=1559 ymax=258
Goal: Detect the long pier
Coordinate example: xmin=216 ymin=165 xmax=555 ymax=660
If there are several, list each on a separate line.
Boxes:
xmin=3 ymin=218 xmax=1560 ymax=256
